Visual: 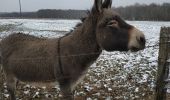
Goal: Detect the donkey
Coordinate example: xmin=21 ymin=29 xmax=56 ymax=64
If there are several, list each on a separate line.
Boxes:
xmin=0 ymin=0 xmax=145 ymax=100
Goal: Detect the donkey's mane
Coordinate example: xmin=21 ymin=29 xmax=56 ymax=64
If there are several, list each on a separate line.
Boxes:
xmin=62 ymin=10 xmax=90 ymax=37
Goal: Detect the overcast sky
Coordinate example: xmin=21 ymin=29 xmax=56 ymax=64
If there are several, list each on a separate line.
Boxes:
xmin=0 ymin=0 xmax=169 ymax=12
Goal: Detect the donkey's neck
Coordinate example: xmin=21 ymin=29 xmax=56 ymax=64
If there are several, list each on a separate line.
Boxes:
xmin=73 ymin=18 xmax=101 ymax=54
xmin=61 ymin=17 xmax=102 ymax=69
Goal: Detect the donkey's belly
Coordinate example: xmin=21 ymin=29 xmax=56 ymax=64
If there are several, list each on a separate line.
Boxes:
xmin=14 ymin=68 xmax=56 ymax=82
xmin=10 ymin=58 xmax=57 ymax=82
xmin=14 ymin=69 xmax=56 ymax=82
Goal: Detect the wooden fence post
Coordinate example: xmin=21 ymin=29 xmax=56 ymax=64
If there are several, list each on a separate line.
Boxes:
xmin=0 ymin=65 xmax=3 ymax=100
xmin=156 ymin=27 xmax=170 ymax=100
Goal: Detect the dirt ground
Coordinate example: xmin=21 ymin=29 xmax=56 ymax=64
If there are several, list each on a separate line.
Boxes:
xmin=0 ymin=65 xmax=155 ymax=100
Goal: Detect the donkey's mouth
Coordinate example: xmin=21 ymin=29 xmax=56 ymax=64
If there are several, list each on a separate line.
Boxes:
xmin=130 ymin=46 xmax=141 ymax=52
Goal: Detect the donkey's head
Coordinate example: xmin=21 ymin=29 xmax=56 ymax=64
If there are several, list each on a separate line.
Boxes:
xmin=90 ymin=0 xmax=145 ymax=52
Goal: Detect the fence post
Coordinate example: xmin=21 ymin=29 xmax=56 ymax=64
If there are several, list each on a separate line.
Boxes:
xmin=156 ymin=27 xmax=170 ymax=100
xmin=0 ymin=65 xmax=3 ymax=100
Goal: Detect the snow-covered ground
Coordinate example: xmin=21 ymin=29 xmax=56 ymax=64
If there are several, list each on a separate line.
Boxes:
xmin=0 ymin=19 xmax=170 ymax=100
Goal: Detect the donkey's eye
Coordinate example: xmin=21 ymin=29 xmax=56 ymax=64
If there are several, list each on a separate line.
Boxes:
xmin=107 ymin=20 xmax=119 ymax=27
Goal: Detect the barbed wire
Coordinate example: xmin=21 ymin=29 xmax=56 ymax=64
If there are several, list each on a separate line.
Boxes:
xmin=146 ymin=44 xmax=159 ymax=48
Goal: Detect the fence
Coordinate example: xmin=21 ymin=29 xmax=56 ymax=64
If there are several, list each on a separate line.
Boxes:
xmin=0 ymin=65 xmax=3 ymax=100
xmin=156 ymin=27 xmax=170 ymax=100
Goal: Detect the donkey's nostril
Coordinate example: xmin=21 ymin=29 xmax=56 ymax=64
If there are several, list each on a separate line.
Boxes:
xmin=140 ymin=37 xmax=145 ymax=44
xmin=137 ymin=36 xmax=145 ymax=45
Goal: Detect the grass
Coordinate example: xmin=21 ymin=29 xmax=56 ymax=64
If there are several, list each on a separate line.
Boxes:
xmin=0 ymin=24 xmax=16 ymax=32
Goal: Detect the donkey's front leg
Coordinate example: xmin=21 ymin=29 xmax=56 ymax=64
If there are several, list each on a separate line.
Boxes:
xmin=59 ymin=80 xmax=74 ymax=100
xmin=6 ymin=75 xmax=17 ymax=100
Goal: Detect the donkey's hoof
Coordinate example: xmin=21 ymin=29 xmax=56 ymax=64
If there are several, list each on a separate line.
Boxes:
xmin=61 ymin=95 xmax=74 ymax=100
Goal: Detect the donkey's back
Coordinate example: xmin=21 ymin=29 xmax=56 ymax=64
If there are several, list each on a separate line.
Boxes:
xmin=1 ymin=33 xmax=45 ymax=57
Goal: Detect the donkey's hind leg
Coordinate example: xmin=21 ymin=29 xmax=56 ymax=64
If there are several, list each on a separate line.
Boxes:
xmin=6 ymin=75 xmax=17 ymax=100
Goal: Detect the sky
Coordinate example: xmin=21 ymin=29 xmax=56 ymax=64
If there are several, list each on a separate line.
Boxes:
xmin=0 ymin=0 xmax=169 ymax=12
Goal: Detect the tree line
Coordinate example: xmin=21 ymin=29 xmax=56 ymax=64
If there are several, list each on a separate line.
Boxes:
xmin=0 ymin=3 xmax=170 ymax=21
xmin=114 ymin=3 xmax=170 ymax=21
xmin=0 ymin=9 xmax=87 ymax=19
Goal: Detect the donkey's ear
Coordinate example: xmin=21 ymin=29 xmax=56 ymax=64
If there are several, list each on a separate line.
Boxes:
xmin=102 ymin=0 xmax=112 ymax=8
xmin=92 ymin=0 xmax=103 ymax=13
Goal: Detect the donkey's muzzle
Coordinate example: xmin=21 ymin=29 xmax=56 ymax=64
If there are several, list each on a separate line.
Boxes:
xmin=128 ymin=27 xmax=146 ymax=52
